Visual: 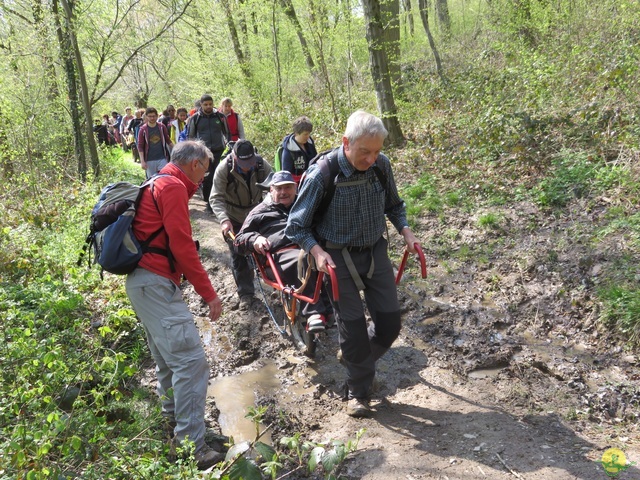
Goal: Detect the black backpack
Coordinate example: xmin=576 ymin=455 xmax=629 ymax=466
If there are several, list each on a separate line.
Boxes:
xmin=301 ymin=148 xmax=388 ymax=220
xmin=78 ymin=175 xmax=174 ymax=277
xmin=188 ymin=110 xmax=230 ymax=141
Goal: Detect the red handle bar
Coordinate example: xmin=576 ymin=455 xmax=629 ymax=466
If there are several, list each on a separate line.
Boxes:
xmin=260 ymin=250 xmax=339 ymax=302
xmin=395 ymin=243 xmax=427 ymax=285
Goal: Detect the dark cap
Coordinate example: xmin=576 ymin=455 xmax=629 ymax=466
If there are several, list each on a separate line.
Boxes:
xmin=232 ymin=140 xmax=257 ymax=168
xmin=258 ymin=171 xmax=297 ymax=189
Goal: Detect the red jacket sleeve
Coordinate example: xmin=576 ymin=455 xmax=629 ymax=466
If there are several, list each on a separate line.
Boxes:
xmin=157 ymin=182 xmax=217 ymax=303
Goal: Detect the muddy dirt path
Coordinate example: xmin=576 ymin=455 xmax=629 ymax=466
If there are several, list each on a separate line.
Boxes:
xmin=181 ymin=192 xmax=639 ymax=480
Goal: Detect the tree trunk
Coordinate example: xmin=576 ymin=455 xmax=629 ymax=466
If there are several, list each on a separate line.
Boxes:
xmin=51 ymin=0 xmax=86 ymax=179
xmin=219 ymin=0 xmax=253 ymax=84
xmin=361 ymin=0 xmax=404 ymax=145
xmin=271 ymin=0 xmax=283 ymax=101
xmin=278 ymin=0 xmax=315 ymax=72
xmin=436 ymin=0 xmax=450 ymax=38
xmin=402 ymin=0 xmax=414 ymax=37
xmin=418 ymin=0 xmax=446 ymax=83
xmin=381 ymin=0 xmax=402 ymax=93
xmin=59 ymin=0 xmax=100 ymax=177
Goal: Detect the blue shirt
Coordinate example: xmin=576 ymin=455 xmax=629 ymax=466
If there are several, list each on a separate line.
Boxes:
xmin=285 ymin=145 xmax=408 ymax=252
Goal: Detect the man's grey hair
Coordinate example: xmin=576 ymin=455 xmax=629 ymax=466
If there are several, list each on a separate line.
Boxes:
xmin=171 ymin=140 xmax=212 ymax=166
xmin=344 ymin=110 xmax=388 ymax=142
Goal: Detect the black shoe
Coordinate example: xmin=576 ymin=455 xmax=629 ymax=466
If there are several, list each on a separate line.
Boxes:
xmin=239 ymin=295 xmax=255 ymax=310
xmin=205 ymin=204 xmax=213 ymax=214
xmin=194 ymin=445 xmax=225 ymax=470
xmin=346 ymin=397 xmax=373 ymax=418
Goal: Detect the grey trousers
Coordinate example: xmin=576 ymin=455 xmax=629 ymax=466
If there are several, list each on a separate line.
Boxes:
xmin=326 ymin=237 xmax=402 ymax=399
xmin=125 ymin=268 xmax=210 ymax=452
xmin=145 ymin=158 xmax=168 ymax=178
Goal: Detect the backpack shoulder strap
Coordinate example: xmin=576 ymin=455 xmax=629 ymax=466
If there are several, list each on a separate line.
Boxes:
xmin=312 ymin=148 xmax=341 ymax=212
xmin=372 ymin=156 xmax=388 ymax=192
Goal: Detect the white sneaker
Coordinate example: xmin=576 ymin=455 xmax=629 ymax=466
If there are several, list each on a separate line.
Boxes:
xmin=306 ymin=314 xmax=326 ymax=333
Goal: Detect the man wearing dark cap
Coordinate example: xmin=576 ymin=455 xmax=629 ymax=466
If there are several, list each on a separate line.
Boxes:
xmin=234 ymin=171 xmax=332 ymax=330
xmin=210 ymin=140 xmax=273 ymax=308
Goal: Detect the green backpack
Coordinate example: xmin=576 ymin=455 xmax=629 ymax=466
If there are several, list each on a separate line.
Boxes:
xmin=273 ymin=144 xmax=283 ymax=171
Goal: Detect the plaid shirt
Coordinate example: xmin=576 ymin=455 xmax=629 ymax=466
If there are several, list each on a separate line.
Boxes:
xmin=285 ymin=146 xmax=408 ymax=253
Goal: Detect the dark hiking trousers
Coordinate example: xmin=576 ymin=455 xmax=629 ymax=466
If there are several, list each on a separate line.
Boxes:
xmin=202 ymin=149 xmax=223 ymax=209
xmin=228 ymin=219 xmax=255 ymax=297
xmin=325 ymin=236 xmax=402 ymax=399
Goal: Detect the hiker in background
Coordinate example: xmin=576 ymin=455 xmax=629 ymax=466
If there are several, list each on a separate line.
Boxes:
xmin=102 ymin=114 xmax=117 ymax=146
xmin=280 ymin=115 xmax=317 ymax=184
xmin=188 ymin=94 xmax=230 ymax=214
xmin=170 ymin=107 xmax=188 ymax=144
xmin=125 ymin=140 xmax=224 ymax=470
xmin=120 ymin=107 xmax=134 ymax=152
xmin=160 ymin=105 xmax=176 ymax=128
xmin=285 ymin=110 xmax=420 ymax=418
xmin=111 ymin=111 xmax=122 ymax=145
xmin=189 ymin=99 xmax=201 ymax=117
xmin=210 ymin=139 xmax=272 ymax=309
xmin=126 ymin=108 xmax=145 ymax=163
xmin=93 ymin=118 xmax=110 ymax=145
xmin=137 ymin=107 xmax=173 ymax=178
xmin=219 ymin=98 xmax=245 ymax=142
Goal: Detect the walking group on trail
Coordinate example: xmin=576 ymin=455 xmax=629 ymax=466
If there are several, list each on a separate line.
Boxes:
xmin=96 ymin=99 xmax=421 ymax=469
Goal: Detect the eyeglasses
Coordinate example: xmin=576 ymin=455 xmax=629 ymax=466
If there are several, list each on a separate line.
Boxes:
xmin=197 ymin=159 xmax=207 ymax=169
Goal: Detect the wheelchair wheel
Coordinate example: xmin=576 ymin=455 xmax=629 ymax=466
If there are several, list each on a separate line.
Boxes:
xmin=281 ymin=292 xmax=317 ymax=358
xmin=290 ymin=316 xmax=317 ymax=358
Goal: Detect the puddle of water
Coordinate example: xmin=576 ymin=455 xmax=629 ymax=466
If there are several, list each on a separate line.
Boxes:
xmin=207 ymin=362 xmax=279 ymax=444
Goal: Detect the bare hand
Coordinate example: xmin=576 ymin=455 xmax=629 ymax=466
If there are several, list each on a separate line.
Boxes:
xmin=207 ymin=296 xmax=222 ymax=322
xmin=401 ymin=227 xmax=420 ymax=254
xmin=221 ymin=220 xmax=233 ymax=236
xmin=253 ymin=236 xmax=270 ymax=255
xmin=311 ymin=245 xmax=335 ymax=274
xmin=140 ymin=160 xmax=147 ymax=170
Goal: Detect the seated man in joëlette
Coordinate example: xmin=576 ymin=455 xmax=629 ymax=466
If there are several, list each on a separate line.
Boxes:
xmin=233 ymin=171 xmax=332 ymax=332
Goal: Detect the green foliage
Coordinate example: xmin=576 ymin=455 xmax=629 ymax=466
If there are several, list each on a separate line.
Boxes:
xmin=532 ymin=152 xmax=627 ymax=208
xmin=403 ymin=176 xmax=443 ymax=218
xmin=598 ymin=285 xmax=640 ymax=344
xmin=478 ymin=212 xmax=501 ymax=229
xmin=279 ymin=428 xmax=365 ymax=479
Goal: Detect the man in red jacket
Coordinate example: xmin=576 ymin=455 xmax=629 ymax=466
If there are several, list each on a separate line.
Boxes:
xmin=125 ymin=140 xmax=223 ymax=469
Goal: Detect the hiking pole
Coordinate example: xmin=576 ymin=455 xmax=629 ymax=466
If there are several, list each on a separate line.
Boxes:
xmin=395 ymin=243 xmax=427 ymax=284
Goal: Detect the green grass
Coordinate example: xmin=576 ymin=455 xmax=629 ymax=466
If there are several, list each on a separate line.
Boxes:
xmin=598 ymin=285 xmax=640 ymax=344
xmin=478 ymin=212 xmax=501 ymax=229
xmin=532 ymin=151 xmax=629 ymax=208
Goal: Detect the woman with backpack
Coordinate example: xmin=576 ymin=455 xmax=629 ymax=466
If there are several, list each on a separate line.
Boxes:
xmin=219 ymin=98 xmax=245 ymax=142
xmin=280 ymin=116 xmax=317 ymax=184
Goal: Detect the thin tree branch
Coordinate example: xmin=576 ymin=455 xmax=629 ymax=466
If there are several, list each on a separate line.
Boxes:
xmin=90 ymin=0 xmax=194 ymax=105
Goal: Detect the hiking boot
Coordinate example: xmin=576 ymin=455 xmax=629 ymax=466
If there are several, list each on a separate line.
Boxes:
xmin=161 ymin=416 xmax=177 ymax=438
xmin=346 ymin=397 xmax=373 ymax=418
xmin=306 ymin=314 xmax=326 ymax=333
xmin=194 ymin=445 xmax=225 ymax=470
xmin=239 ymin=295 xmax=255 ymax=310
